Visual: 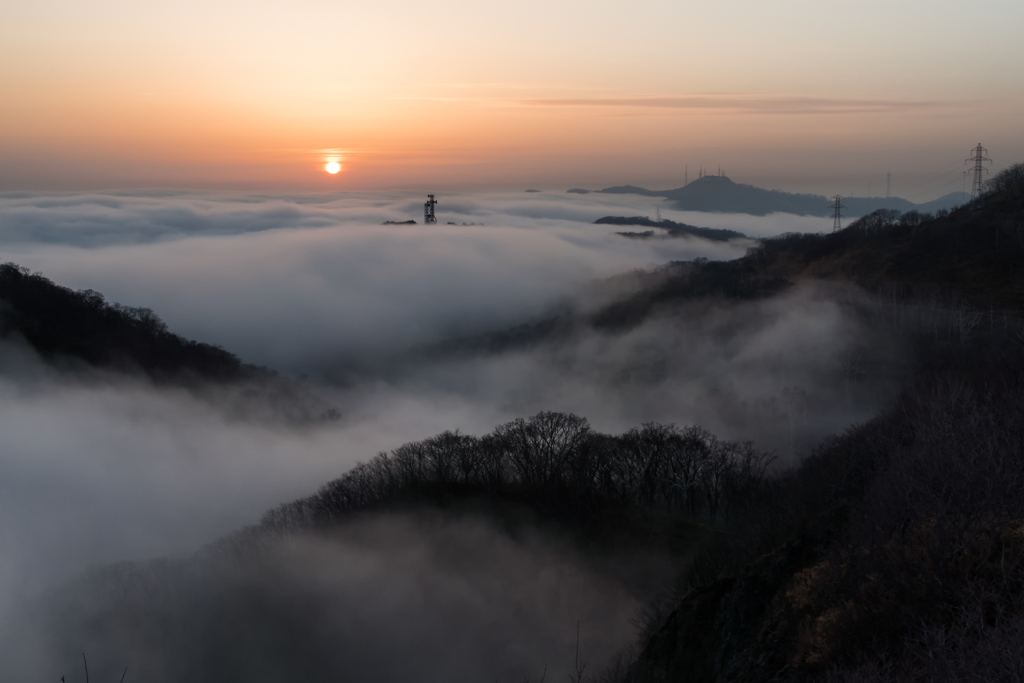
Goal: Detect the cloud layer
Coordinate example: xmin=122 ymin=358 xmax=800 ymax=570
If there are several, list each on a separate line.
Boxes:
xmin=0 ymin=189 xmax=900 ymax=680
xmin=0 ymin=190 xmax=773 ymax=371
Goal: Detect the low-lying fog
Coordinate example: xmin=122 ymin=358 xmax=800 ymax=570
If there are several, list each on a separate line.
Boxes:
xmin=0 ymin=189 xmax=824 ymax=371
xmin=0 ymin=189 xmax=889 ymax=679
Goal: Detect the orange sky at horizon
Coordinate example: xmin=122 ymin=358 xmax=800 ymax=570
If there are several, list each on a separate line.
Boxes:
xmin=2 ymin=0 xmax=1022 ymax=197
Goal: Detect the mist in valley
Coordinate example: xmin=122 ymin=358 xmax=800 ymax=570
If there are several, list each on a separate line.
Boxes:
xmin=0 ymin=189 xmax=909 ymax=680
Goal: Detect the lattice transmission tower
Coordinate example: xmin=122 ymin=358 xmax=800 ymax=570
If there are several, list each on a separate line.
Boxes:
xmin=966 ymin=144 xmax=992 ymax=198
xmin=831 ymin=195 xmax=845 ymax=232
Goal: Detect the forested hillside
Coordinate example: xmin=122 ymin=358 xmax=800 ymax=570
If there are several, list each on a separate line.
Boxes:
xmin=0 ymin=262 xmax=244 ymax=380
xmin=0 ymin=262 xmax=339 ymax=422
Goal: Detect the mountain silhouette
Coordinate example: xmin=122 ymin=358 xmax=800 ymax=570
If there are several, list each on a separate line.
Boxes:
xmin=574 ymin=174 xmax=969 ymax=216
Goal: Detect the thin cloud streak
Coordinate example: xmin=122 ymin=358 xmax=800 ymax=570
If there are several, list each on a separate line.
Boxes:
xmin=519 ymin=94 xmax=947 ymax=115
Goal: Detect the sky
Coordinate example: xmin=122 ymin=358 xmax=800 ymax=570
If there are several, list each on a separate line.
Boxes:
xmin=2 ymin=0 xmax=1023 ymax=195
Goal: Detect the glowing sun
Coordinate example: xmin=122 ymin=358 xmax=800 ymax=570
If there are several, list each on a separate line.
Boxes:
xmin=325 ymin=161 xmax=342 ymax=174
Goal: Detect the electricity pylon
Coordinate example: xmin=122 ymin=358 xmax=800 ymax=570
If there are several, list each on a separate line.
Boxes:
xmin=966 ymin=144 xmax=992 ymax=198
xmin=831 ymin=195 xmax=845 ymax=232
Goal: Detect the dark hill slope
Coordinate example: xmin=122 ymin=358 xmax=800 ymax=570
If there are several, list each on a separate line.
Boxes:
xmin=623 ymin=330 xmax=1024 ymax=683
xmin=747 ymin=185 xmax=1024 ymax=311
xmin=0 ymin=262 xmax=244 ymax=380
xmin=0 ymin=262 xmax=339 ymax=422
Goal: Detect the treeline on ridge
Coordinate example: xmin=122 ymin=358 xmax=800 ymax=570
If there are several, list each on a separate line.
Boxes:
xmin=257 ymin=412 xmax=776 ymax=534
xmin=0 ymin=262 xmax=245 ymax=381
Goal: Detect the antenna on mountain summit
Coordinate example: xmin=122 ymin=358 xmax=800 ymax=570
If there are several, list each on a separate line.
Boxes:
xmin=831 ymin=195 xmax=846 ymax=232
xmin=424 ymin=194 xmax=438 ymax=223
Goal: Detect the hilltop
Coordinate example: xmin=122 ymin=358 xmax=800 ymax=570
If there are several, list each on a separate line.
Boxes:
xmin=571 ymin=175 xmax=969 ymax=217
xmin=0 ymin=262 xmax=338 ymax=422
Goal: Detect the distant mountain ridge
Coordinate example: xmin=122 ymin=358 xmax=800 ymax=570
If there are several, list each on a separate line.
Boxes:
xmin=570 ymin=175 xmax=969 ymax=217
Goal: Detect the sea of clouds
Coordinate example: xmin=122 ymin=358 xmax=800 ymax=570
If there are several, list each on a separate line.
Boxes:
xmin=0 ymin=189 xmax=882 ymax=680
xmin=0 ymin=189 xmax=825 ymax=370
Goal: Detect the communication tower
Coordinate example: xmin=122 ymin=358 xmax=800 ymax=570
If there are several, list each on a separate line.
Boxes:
xmin=966 ymin=144 xmax=992 ymax=198
xmin=885 ymin=172 xmax=892 ymax=199
xmin=424 ymin=194 xmax=438 ymax=223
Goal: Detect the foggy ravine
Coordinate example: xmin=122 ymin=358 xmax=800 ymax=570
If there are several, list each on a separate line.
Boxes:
xmin=0 ymin=190 xmax=902 ymax=680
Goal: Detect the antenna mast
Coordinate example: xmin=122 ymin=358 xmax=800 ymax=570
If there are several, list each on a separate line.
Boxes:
xmin=424 ymin=194 xmax=437 ymax=223
xmin=966 ymin=144 xmax=992 ymax=197
xmin=885 ymin=171 xmax=891 ymax=199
